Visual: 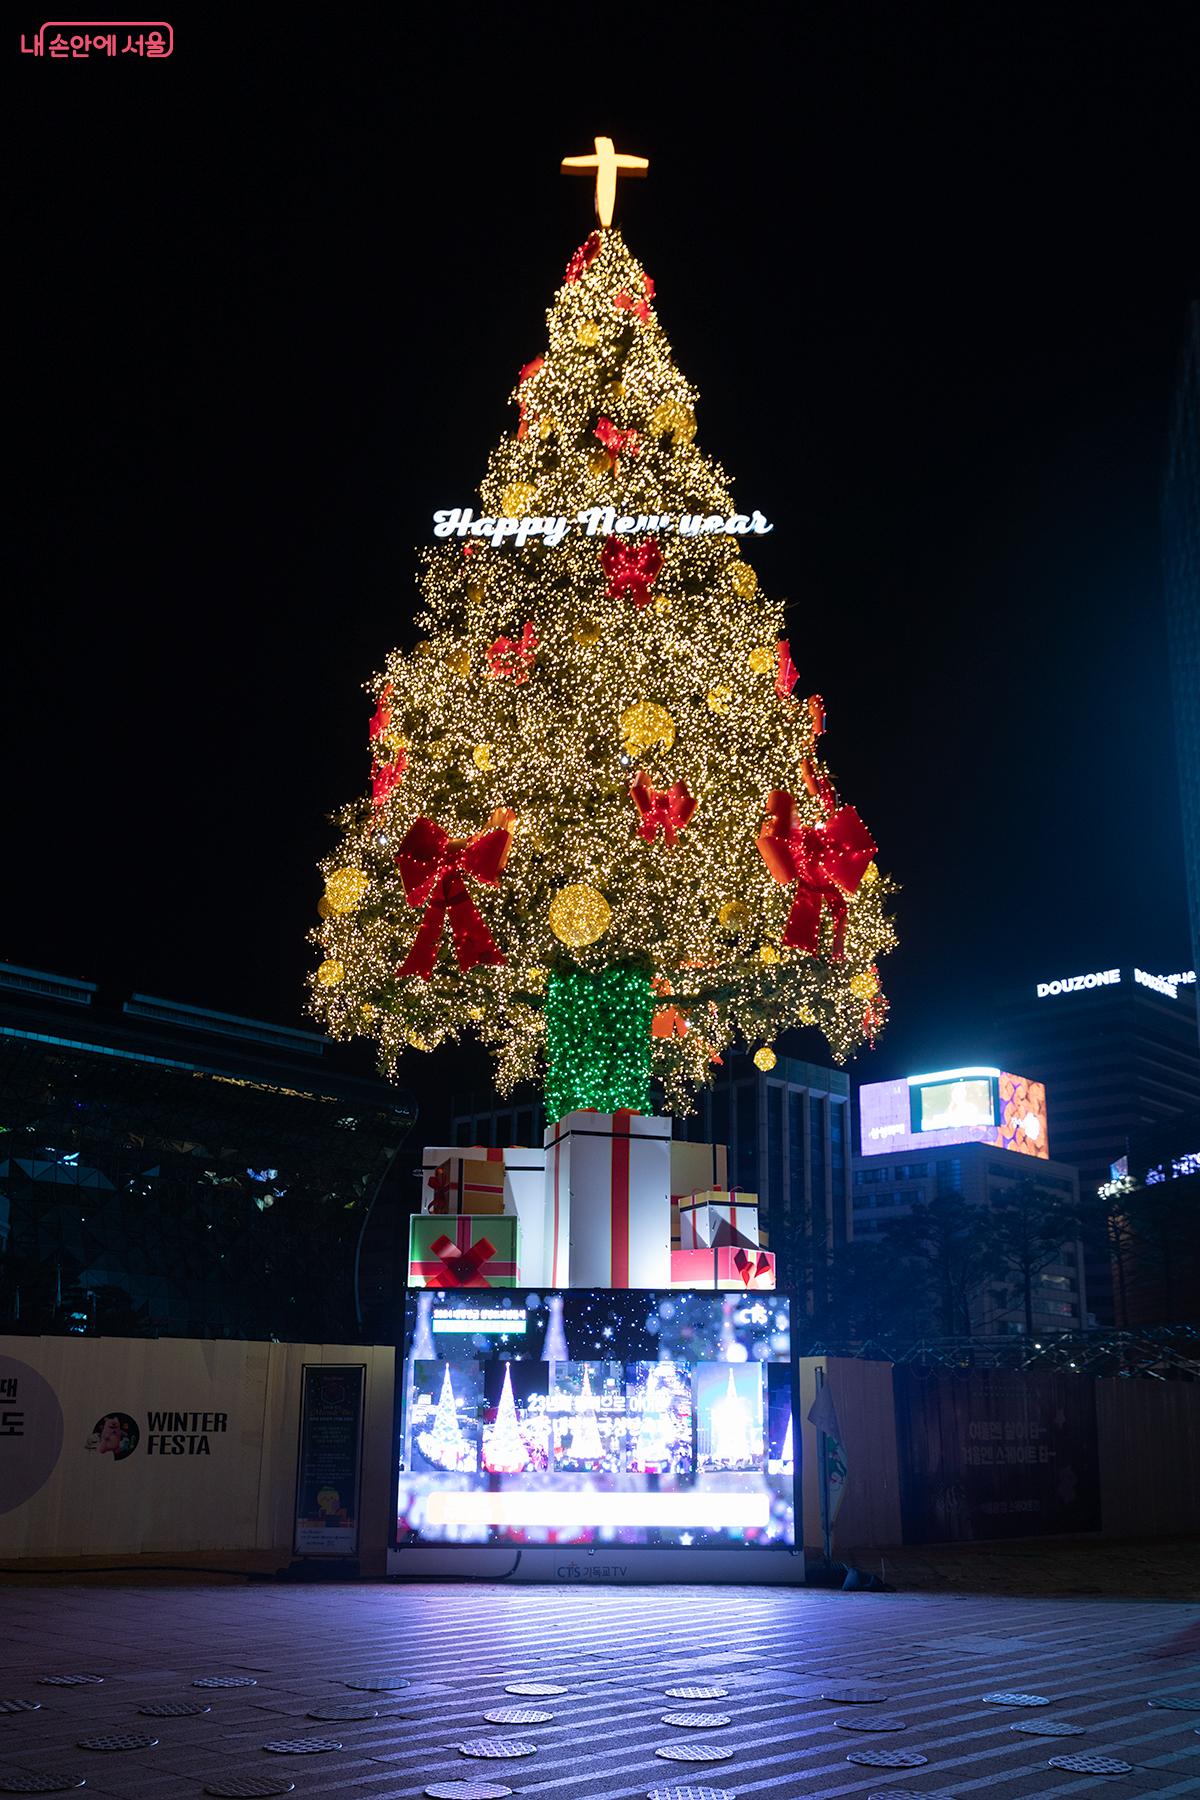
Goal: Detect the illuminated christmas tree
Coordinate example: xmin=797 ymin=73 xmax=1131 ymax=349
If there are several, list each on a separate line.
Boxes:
xmin=633 ymin=1366 xmax=675 ymax=1473
xmin=309 ymin=139 xmax=896 ymax=1117
xmin=541 ymin=1293 xmax=568 ymax=1362
xmin=416 ymin=1362 xmax=470 ymax=1472
xmin=482 ymin=1364 xmax=529 ymax=1474
xmin=709 ymin=1367 xmax=756 ymax=1467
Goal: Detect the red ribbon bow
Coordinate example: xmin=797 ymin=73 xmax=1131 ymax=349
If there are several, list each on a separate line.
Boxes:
xmin=615 ymin=272 xmax=655 ymax=324
xmin=776 ymin=640 xmax=799 ymax=699
xmin=630 ymin=770 xmax=697 ymax=845
xmin=756 ymin=788 xmax=876 ymax=960
xmin=368 ymin=683 xmax=393 ymax=741
xmin=733 ymin=1247 xmax=774 ymax=1288
xmin=395 ymin=810 xmax=513 ymax=979
xmin=371 ymin=752 xmax=406 ymax=806
xmin=565 ymin=231 xmax=602 ymax=284
xmin=594 ymin=416 xmax=640 ymax=466
xmin=487 ymin=621 xmax=538 ymax=682
xmin=600 ymin=535 xmax=663 ymax=608
xmin=429 ymin=1231 xmax=496 ymax=1288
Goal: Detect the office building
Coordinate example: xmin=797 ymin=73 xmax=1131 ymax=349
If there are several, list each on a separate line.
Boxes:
xmin=451 ymin=1053 xmax=854 ymax=1315
xmin=1163 ymin=301 xmax=1200 ymax=1026
xmin=0 ymin=963 xmax=415 ymax=1342
xmin=853 ymin=1066 xmax=1085 ymax=1335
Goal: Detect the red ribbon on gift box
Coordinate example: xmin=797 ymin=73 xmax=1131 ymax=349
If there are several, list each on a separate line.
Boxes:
xmin=395 ymin=811 xmax=513 ymax=979
xmin=733 ymin=1247 xmax=774 ymax=1288
xmin=755 ymin=788 xmax=876 ymax=960
xmin=630 ymin=770 xmax=697 ymax=845
xmin=429 ymin=1229 xmax=497 ymax=1287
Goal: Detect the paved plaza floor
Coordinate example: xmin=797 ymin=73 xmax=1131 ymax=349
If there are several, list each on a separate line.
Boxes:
xmin=0 ymin=1575 xmax=1196 ymax=1799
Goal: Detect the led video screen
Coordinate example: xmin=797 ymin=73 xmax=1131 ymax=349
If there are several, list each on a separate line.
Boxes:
xmin=913 ymin=1074 xmax=997 ymax=1133
xmin=395 ymin=1289 xmax=796 ymax=1550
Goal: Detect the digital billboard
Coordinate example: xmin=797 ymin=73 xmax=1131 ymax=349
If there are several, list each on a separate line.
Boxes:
xmin=859 ymin=1068 xmax=1049 ymax=1158
xmin=395 ymin=1289 xmax=796 ymax=1551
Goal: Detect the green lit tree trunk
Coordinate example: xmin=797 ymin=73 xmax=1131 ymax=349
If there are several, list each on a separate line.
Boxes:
xmin=545 ymin=965 xmax=654 ymax=1124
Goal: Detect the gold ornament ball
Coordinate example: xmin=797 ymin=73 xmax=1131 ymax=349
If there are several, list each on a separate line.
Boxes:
xmin=798 ymin=1004 xmax=817 ymax=1025
xmin=501 ymin=480 xmax=536 ymax=515
xmin=759 ymin=944 xmax=781 ymax=965
xmin=849 ymin=971 xmax=877 ymax=1000
xmin=360 ymin=1002 xmax=376 ymax=1020
xmin=650 ymin=398 xmax=696 ymax=445
xmin=445 ymin=646 xmax=471 ymax=677
xmin=466 ymin=577 xmax=487 ymax=604
xmin=316 ymin=896 xmax=332 ymax=920
xmin=466 ymin=1005 xmax=484 ymax=1020
xmin=574 ymin=619 xmax=602 ymax=646
xmin=577 ymin=319 xmax=601 ymax=347
xmin=754 ymin=1046 xmax=777 ymax=1072
xmin=405 ymin=1032 xmax=431 ymax=1052
xmin=527 ymin=966 xmax=548 ymax=988
xmin=747 ymin=646 xmax=773 ymax=674
xmin=382 ymin=728 xmax=407 ymax=753
xmin=472 ymin=744 xmax=493 ymax=771
xmin=620 ymin=699 xmax=675 ymax=758
xmin=324 ymin=867 xmax=369 ymax=914
xmin=730 ymin=562 xmax=758 ymax=599
xmin=652 ymin=594 xmax=671 ymax=614
xmin=719 ymin=899 xmax=751 ymax=931
xmin=606 ymin=379 xmax=626 ymax=401
xmin=587 ymin=447 xmax=613 ymax=477
xmin=549 ymin=883 xmax=612 ymax=948
xmin=316 ymin=958 xmax=345 ymax=988
xmin=538 ymin=415 xmax=557 ymax=439
xmin=861 ymin=860 xmax=879 ymax=886
xmin=707 ymin=685 xmax=732 ymax=715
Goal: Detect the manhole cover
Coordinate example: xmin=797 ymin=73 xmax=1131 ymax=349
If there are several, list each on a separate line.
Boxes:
xmin=306 ymin=1704 xmax=384 ymax=1721
xmin=138 ymin=1701 xmax=211 ymax=1717
xmin=654 ymin=1744 xmax=735 ymax=1763
xmin=1047 ymin=1753 xmax=1134 ymax=1773
xmin=425 ymin=1785 xmax=514 ymax=1800
xmin=0 ymin=1781 xmax=87 ymax=1796
xmin=664 ymin=1687 xmax=730 ymax=1701
xmin=1011 ymin=1719 xmax=1085 ymax=1737
xmin=982 ymin=1691 xmax=1050 ymax=1707
xmin=846 ymin=1749 xmax=929 ymax=1768
xmin=262 ymin=1738 xmax=342 ymax=1754
xmin=502 ymin=1682 xmax=568 ymax=1696
xmin=1148 ymin=1695 xmax=1199 ymax=1710
xmin=457 ymin=1741 xmax=538 ymax=1759
xmin=343 ymin=1676 xmax=410 ymax=1691
xmin=661 ymin=1713 xmax=732 ymax=1729
xmin=204 ymin=1782 xmax=297 ymax=1798
xmin=836 ymin=1714 xmax=907 ymax=1732
xmin=193 ymin=1676 xmax=258 ymax=1689
xmin=37 ymin=1676 xmax=103 ymax=1688
xmin=0 ymin=1701 xmax=42 ymax=1714
xmin=483 ymin=1708 xmax=554 ymax=1725
xmin=822 ymin=1686 xmax=891 ymax=1704
xmin=76 ymin=1733 xmax=158 ymax=1752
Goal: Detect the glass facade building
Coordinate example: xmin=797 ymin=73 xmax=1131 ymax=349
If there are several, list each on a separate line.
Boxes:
xmin=1163 ymin=301 xmax=1200 ymax=1036
xmin=0 ymin=965 xmax=415 ymax=1342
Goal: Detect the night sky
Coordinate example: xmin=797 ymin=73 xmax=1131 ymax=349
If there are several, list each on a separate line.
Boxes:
xmin=10 ymin=10 xmax=1199 ymax=1129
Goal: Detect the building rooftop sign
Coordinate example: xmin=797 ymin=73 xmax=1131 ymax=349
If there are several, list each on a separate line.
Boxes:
xmin=1035 ymin=966 xmax=1195 ymax=1000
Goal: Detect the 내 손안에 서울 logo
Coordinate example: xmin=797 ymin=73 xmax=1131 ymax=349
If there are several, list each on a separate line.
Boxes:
xmin=19 ymin=22 xmax=173 ymax=57
xmin=85 ymin=1412 xmax=140 ymax=1461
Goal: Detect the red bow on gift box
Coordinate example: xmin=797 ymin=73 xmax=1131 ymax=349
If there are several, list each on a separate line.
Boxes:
xmin=565 ymin=231 xmax=602 ymax=284
xmin=371 ymin=752 xmax=406 ymax=806
xmin=395 ymin=810 xmax=514 ymax=979
xmin=733 ymin=1247 xmax=774 ymax=1288
xmin=615 ymin=272 xmax=655 ymax=323
xmin=429 ymin=1230 xmax=496 ymax=1288
xmin=594 ymin=415 xmax=641 ymax=469
xmin=776 ymin=640 xmax=799 ymax=699
xmin=487 ymin=621 xmax=538 ymax=682
xmin=600 ymin=535 xmax=663 ymax=608
xmin=756 ymin=788 xmax=876 ymax=960
xmin=368 ymin=683 xmax=393 ymax=741
xmin=630 ymin=770 xmax=697 ymax=845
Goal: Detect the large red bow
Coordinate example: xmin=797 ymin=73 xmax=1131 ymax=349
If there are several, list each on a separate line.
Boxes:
xmin=395 ymin=811 xmax=513 ymax=979
xmin=565 ymin=231 xmax=602 ymax=284
xmin=615 ymin=272 xmax=655 ymax=323
xmin=429 ymin=1231 xmax=496 ymax=1288
xmin=594 ymin=416 xmax=640 ymax=467
xmin=756 ymin=789 xmax=876 ymax=960
xmin=600 ymin=535 xmax=663 ymax=608
xmin=368 ymin=683 xmax=393 ymax=741
xmin=630 ymin=770 xmax=697 ymax=845
xmin=371 ymin=752 xmax=406 ymax=806
xmin=487 ymin=621 xmax=538 ymax=682
xmin=776 ymin=640 xmax=798 ymax=699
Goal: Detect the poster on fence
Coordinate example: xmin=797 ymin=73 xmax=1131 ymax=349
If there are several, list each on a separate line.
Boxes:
xmin=294 ymin=1364 xmax=365 ymax=1557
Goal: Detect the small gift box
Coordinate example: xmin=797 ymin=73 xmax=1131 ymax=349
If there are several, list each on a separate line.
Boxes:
xmin=679 ymin=1190 xmax=760 ymax=1250
xmin=670 ymin=1139 xmax=729 ymax=1200
xmin=669 ymin=1246 xmax=776 ymax=1290
xmin=408 ymin=1213 xmax=520 ymax=1288
xmin=429 ymin=1157 xmax=507 ymax=1216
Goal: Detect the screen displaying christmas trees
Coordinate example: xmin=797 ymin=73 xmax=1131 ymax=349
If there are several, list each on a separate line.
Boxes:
xmin=398 ymin=1288 xmax=795 ymax=1549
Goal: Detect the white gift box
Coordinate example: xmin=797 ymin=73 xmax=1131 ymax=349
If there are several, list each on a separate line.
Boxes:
xmin=418 ymin=1144 xmax=548 ymax=1281
xmin=543 ymin=1109 xmax=672 ymax=1289
xmin=678 ymin=1190 xmax=761 ymax=1250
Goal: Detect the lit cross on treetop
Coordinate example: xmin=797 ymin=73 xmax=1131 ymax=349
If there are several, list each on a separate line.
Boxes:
xmin=561 ymin=135 xmax=649 ymax=227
